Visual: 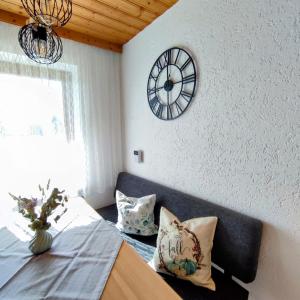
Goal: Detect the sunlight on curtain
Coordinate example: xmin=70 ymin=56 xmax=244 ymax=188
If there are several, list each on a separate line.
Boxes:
xmin=0 ymin=74 xmax=85 ymax=202
xmin=0 ymin=22 xmax=122 ymax=209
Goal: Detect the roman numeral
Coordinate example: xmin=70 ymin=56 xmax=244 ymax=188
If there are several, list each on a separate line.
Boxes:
xmin=167 ymin=105 xmax=173 ymax=120
xmin=174 ymin=49 xmax=181 ymax=65
xmin=147 ymin=87 xmax=156 ymax=96
xmin=155 ymin=103 xmax=164 ymax=118
xmin=149 ymin=96 xmax=159 ymax=111
xmin=150 ymin=72 xmax=158 ymax=81
xmin=155 ymin=59 xmax=164 ymax=72
xmin=164 ymin=49 xmax=172 ymax=66
xmin=180 ymin=57 xmax=192 ymax=71
xmin=181 ymin=90 xmax=192 ymax=102
xmin=182 ymin=73 xmax=196 ymax=84
xmin=174 ymin=101 xmax=183 ymax=115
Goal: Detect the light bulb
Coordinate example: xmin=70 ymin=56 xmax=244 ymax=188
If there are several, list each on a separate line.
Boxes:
xmin=33 ymin=38 xmax=47 ymax=58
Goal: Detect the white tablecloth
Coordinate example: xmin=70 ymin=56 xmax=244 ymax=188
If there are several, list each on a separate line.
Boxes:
xmin=0 ymin=198 xmax=122 ymax=300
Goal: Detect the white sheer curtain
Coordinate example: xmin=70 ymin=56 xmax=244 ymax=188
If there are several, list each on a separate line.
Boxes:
xmin=0 ymin=22 xmax=123 ymax=209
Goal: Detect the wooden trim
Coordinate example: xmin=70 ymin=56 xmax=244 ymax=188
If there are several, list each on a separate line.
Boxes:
xmin=0 ymin=8 xmax=25 ymax=27
xmin=64 ymin=22 xmax=126 ymax=45
xmin=139 ymin=9 xmax=157 ymax=23
xmin=0 ymin=9 xmax=122 ymax=53
xmin=159 ymin=0 xmax=177 ymax=6
xmin=56 ymin=27 xmax=122 ymax=52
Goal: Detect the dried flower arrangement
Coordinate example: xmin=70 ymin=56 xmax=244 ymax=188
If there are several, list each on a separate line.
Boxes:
xmin=9 ymin=180 xmax=69 ymax=231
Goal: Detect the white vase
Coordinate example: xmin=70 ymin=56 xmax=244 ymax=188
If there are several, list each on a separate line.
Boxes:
xmin=29 ymin=230 xmax=53 ymax=255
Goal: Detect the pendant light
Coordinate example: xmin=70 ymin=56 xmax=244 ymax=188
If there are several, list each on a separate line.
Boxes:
xmin=18 ymin=23 xmax=63 ymax=64
xmin=21 ymin=0 xmax=72 ymax=27
xmin=18 ymin=0 xmax=72 ymax=64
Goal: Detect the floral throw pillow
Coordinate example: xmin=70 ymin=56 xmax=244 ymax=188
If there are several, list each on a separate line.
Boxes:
xmin=115 ymin=190 xmax=158 ymax=236
xmin=150 ymin=207 xmax=218 ymax=291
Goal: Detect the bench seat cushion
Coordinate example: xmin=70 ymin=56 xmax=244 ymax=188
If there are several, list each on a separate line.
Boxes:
xmin=161 ymin=269 xmax=249 ymax=300
xmin=99 ymin=206 xmax=249 ymax=300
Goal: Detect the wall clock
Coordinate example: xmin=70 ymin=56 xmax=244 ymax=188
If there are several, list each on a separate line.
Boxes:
xmin=147 ymin=47 xmax=196 ymax=120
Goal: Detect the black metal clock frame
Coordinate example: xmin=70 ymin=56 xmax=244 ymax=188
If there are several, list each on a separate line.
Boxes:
xmin=147 ymin=47 xmax=197 ymax=121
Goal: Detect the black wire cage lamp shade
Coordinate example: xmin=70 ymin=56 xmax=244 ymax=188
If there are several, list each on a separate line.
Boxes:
xmin=21 ymin=0 xmax=72 ymax=27
xmin=18 ymin=23 xmax=63 ymax=64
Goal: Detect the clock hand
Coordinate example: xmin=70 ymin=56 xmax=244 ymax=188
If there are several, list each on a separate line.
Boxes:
xmin=156 ymin=79 xmax=180 ymax=91
xmin=155 ymin=86 xmax=165 ymax=91
xmin=155 ymin=76 xmax=183 ymax=92
xmin=172 ymin=79 xmax=183 ymax=85
xmin=167 ymin=63 xmax=170 ymax=82
xmin=167 ymin=90 xmax=170 ymax=119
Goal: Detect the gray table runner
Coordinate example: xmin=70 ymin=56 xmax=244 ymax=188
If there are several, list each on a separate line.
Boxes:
xmin=0 ymin=198 xmax=123 ymax=300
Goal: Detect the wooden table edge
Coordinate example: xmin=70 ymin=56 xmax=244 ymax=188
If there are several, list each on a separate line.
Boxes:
xmin=101 ymin=241 xmax=182 ymax=300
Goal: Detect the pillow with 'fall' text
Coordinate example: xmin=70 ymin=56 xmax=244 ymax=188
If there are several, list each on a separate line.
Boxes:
xmin=150 ymin=207 xmax=218 ymax=291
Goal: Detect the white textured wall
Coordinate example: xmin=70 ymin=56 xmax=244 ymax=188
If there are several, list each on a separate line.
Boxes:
xmin=121 ymin=0 xmax=300 ymax=299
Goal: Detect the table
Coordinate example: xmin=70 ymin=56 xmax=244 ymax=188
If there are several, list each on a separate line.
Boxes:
xmin=0 ymin=197 xmax=181 ymax=300
xmin=102 ymin=241 xmax=182 ymax=300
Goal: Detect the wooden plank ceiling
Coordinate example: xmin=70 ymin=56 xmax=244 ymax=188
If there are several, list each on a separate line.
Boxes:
xmin=0 ymin=0 xmax=178 ymax=53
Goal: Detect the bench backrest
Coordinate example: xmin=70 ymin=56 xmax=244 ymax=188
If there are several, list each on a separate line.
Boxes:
xmin=116 ymin=172 xmax=262 ymax=283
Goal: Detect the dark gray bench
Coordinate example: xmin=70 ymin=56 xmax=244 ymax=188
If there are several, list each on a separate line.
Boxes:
xmin=98 ymin=172 xmax=263 ymax=300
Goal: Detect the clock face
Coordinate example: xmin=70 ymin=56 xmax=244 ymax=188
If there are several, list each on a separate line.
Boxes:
xmin=147 ymin=47 xmax=196 ymax=120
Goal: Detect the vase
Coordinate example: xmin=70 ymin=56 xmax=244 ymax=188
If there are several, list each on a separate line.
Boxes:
xmin=29 ymin=230 xmax=53 ymax=255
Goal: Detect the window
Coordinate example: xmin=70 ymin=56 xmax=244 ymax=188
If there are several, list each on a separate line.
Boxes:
xmin=0 ymin=72 xmax=85 ymax=208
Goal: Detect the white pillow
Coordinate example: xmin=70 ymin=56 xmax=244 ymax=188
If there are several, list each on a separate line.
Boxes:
xmin=150 ymin=207 xmax=218 ymax=291
xmin=115 ymin=190 xmax=158 ymax=236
